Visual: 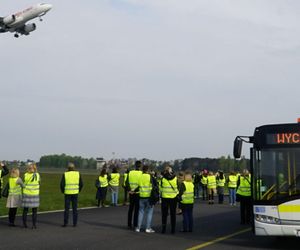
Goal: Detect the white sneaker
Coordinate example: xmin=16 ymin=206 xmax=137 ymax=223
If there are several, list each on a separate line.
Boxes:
xmin=145 ymin=228 xmax=155 ymax=233
xmin=135 ymin=228 xmax=140 ymax=232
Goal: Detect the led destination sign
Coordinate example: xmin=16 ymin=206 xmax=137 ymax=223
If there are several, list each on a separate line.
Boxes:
xmin=266 ymin=133 xmax=300 ymax=145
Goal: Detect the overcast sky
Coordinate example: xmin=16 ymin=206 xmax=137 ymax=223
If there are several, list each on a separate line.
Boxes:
xmin=1 ymin=0 xmax=300 ymax=161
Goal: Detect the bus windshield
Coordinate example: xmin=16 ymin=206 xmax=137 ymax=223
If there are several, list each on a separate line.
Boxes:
xmin=254 ymin=148 xmax=300 ymax=202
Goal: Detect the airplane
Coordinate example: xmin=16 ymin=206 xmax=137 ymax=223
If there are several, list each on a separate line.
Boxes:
xmin=0 ymin=3 xmax=52 ymax=38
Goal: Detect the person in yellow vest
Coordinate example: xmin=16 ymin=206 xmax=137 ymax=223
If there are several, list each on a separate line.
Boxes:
xmin=126 ymin=161 xmax=143 ymax=229
xmin=6 ymin=168 xmax=24 ymax=227
xmin=135 ymin=165 xmax=157 ymax=233
xmin=178 ymin=172 xmax=194 ymax=232
xmin=200 ymin=170 xmax=208 ymax=200
xmin=207 ymin=171 xmax=217 ymax=204
xmin=22 ymin=163 xmax=40 ymax=229
xmin=0 ymin=162 xmax=9 ymax=198
xmin=108 ymin=166 xmax=120 ymax=206
xmin=216 ymin=170 xmax=225 ymax=204
xmin=227 ymin=171 xmax=238 ymax=206
xmin=236 ymin=169 xmax=251 ymax=224
xmin=161 ymin=165 xmax=178 ymax=234
xmin=95 ymin=167 xmax=108 ymax=207
xmin=122 ymin=168 xmax=129 ymax=206
xmin=60 ymin=163 xmax=83 ymax=227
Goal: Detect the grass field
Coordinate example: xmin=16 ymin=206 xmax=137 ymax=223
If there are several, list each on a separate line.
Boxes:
xmin=0 ymin=172 xmax=126 ymax=217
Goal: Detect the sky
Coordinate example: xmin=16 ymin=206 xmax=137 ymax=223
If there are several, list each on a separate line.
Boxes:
xmin=1 ymin=0 xmax=300 ymax=161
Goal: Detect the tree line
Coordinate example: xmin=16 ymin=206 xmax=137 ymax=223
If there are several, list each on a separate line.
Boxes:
xmin=37 ymin=154 xmax=249 ymax=173
xmin=39 ymin=154 xmax=97 ymax=169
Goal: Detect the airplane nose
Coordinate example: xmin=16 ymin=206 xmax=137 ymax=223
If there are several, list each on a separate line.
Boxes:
xmin=47 ymin=4 xmax=53 ymax=10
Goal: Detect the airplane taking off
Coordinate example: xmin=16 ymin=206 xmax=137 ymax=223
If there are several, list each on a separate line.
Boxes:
xmin=0 ymin=3 xmax=52 ymax=38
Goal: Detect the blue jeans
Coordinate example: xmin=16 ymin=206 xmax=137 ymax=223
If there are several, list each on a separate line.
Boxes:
xmin=111 ymin=191 xmax=118 ymax=205
xmin=182 ymin=205 xmax=193 ymax=232
xmin=138 ymin=198 xmax=154 ymax=229
xmin=64 ymin=194 xmax=78 ymax=226
xmin=229 ymin=188 xmax=236 ymax=205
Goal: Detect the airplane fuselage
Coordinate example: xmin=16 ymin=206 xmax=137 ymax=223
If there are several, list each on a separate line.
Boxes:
xmin=8 ymin=4 xmax=52 ymax=30
xmin=0 ymin=3 xmax=52 ymax=36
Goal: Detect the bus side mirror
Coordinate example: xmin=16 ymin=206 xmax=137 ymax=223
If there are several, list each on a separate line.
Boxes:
xmin=233 ymin=137 xmax=243 ymax=159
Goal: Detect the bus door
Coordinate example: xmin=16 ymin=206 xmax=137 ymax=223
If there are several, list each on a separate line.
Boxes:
xmin=254 ymin=149 xmax=300 ymax=223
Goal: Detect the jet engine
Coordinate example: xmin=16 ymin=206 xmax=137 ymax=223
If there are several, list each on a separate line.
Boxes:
xmin=3 ymin=15 xmax=16 ymax=25
xmin=23 ymin=23 xmax=36 ymax=34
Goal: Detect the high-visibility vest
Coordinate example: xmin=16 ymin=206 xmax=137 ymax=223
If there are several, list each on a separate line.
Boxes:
xmin=181 ymin=181 xmax=194 ymax=204
xmin=201 ymin=176 xmax=208 ymax=185
xmin=237 ymin=176 xmax=251 ymax=196
xmin=228 ymin=175 xmax=238 ymax=188
xmin=23 ymin=173 xmax=40 ymax=196
xmin=161 ymin=177 xmax=178 ymax=199
xmin=9 ymin=177 xmax=22 ymax=195
xmin=207 ymin=175 xmax=217 ymax=189
xmin=99 ymin=174 xmax=108 ymax=187
xmin=217 ymin=177 xmax=225 ymax=187
xmin=64 ymin=171 xmax=80 ymax=195
xmin=139 ymin=173 xmax=152 ymax=198
xmin=109 ymin=173 xmax=120 ymax=187
xmin=128 ymin=170 xmax=142 ymax=191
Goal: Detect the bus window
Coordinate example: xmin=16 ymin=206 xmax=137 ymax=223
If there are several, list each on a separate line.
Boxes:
xmin=253 ymin=148 xmax=300 ymax=201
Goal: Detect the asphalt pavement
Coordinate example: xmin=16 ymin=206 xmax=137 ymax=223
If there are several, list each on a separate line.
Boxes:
xmin=0 ymin=199 xmax=299 ymax=250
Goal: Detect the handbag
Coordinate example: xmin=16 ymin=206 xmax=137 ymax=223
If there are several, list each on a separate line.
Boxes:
xmin=1 ymin=183 xmax=9 ymax=198
xmin=149 ymin=177 xmax=160 ymax=205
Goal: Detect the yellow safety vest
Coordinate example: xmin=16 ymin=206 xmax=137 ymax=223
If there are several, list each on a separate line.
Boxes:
xmin=228 ymin=175 xmax=238 ymax=188
xmin=128 ymin=170 xmax=142 ymax=191
xmin=99 ymin=174 xmax=108 ymax=187
xmin=109 ymin=173 xmax=120 ymax=187
xmin=139 ymin=173 xmax=152 ymax=198
xmin=23 ymin=173 xmax=40 ymax=196
xmin=64 ymin=171 xmax=80 ymax=195
xmin=207 ymin=175 xmax=217 ymax=189
xmin=217 ymin=177 xmax=225 ymax=187
xmin=201 ymin=176 xmax=208 ymax=185
xmin=161 ymin=177 xmax=178 ymax=199
xmin=236 ymin=176 xmax=251 ymax=196
xmin=181 ymin=181 xmax=194 ymax=204
xmin=9 ymin=177 xmax=22 ymax=195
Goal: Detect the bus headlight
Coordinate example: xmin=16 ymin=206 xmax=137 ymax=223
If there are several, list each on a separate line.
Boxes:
xmin=255 ymin=214 xmax=281 ymax=224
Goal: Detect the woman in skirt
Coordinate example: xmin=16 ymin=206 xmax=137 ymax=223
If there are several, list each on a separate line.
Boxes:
xmin=22 ymin=163 xmax=41 ymax=229
xmin=6 ymin=168 xmax=24 ymax=226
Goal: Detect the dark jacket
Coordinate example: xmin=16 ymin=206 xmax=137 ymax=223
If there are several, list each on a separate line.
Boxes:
xmin=0 ymin=165 xmax=9 ymax=188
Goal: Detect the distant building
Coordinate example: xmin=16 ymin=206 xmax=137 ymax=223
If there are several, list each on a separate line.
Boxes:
xmin=96 ymin=157 xmax=106 ymax=170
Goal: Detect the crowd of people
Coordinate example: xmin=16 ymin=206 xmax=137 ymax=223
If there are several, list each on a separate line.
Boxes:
xmin=0 ymin=160 xmax=252 ymax=233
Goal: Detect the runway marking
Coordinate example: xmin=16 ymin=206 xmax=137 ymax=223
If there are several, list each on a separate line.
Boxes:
xmin=0 ymin=206 xmax=99 ymax=218
xmin=186 ymin=227 xmax=251 ymax=250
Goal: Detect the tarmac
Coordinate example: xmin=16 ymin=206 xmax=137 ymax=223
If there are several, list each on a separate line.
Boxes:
xmin=0 ymin=199 xmax=299 ymax=250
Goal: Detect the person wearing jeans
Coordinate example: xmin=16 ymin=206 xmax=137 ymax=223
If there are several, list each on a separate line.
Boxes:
xmin=227 ymin=171 xmax=238 ymax=206
xmin=109 ymin=166 xmax=120 ymax=206
xmin=178 ymin=172 xmax=194 ymax=232
xmin=60 ymin=163 xmax=83 ymax=227
xmin=135 ymin=165 xmax=156 ymax=233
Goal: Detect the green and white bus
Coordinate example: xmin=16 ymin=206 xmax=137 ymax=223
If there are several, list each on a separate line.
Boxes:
xmin=234 ymin=120 xmax=300 ymax=237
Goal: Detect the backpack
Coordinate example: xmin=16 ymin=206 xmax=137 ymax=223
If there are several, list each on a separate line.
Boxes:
xmin=149 ymin=176 xmax=160 ymax=205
